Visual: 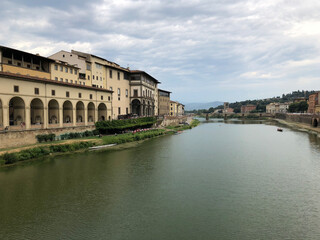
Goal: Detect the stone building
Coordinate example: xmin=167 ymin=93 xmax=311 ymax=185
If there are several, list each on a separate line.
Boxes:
xmin=50 ymin=50 xmax=131 ymax=119
xmin=241 ymin=104 xmax=256 ymax=113
xmin=158 ymin=89 xmax=171 ymax=116
xmin=130 ymin=70 xmax=159 ymax=117
xmin=177 ymin=103 xmax=185 ymax=116
xmin=0 ymin=72 xmax=112 ymax=131
xmin=266 ymin=102 xmax=290 ymax=114
xmin=308 ymin=92 xmax=320 ymax=114
xmin=170 ymin=101 xmax=178 ymax=116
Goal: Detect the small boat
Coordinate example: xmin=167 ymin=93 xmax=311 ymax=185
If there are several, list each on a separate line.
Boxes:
xmin=277 ymin=128 xmax=283 ymax=132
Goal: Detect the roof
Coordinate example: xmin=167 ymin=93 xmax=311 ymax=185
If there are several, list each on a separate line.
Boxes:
xmin=158 ymin=89 xmax=171 ymax=94
xmin=0 ymin=72 xmax=113 ymax=93
xmin=130 ymin=70 xmax=161 ymax=83
xmin=52 ymin=59 xmax=80 ymax=69
xmin=71 ymin=50 xmax=130 ymax=72
xmin=0 ymin=45 xmax=55 ymax=63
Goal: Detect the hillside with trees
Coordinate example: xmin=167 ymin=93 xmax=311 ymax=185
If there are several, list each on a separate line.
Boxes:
xmin=186 ymin=90 xmax=315 ymax=114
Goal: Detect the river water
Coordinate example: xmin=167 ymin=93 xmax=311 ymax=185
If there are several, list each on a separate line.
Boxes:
xmin=1 ymin=119 xmax=320 ymax=240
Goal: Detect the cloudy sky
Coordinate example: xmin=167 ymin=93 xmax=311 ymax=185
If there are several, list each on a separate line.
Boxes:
xmin=1 ymin=0 xmax=320 ymax=103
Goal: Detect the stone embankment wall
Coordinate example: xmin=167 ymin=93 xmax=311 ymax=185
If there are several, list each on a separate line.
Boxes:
xmin=158 ymin=116 xmax=188 ymax=127
xmin=0 ymin=126 xmax=95 ymax=149
xmin=275 ymin=113 xmax=313 ymax=125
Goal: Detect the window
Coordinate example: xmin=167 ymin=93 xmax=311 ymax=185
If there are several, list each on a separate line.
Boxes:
xmin=109 ymin=70 xmax=112 ymax=78
xmin=14 ymin=85 xmax=19 ymax=92
xmin=75 ymin=69 xmax=77 ymax=75
xmin=70 ymin=69 xmax=73 ymax=74
xmin=118 ymin=107 xmax=121 ymax=115
xmin=110 ymin=87 xmax=113 ymax=91
xmin=134 ymin=89 xmax=138 ymax=97
xmin=95 ymin=63 xmax=102 ymax=69
xmin=90 ymin=94 xmax=93 ymax=99
xmin=60 ymin=66 xmax=63 ymax=72
xmin=126 ymin=108 xmax=128 ymax=114
xmin=126 ymin=89 xmax=128 ymax=97
xmin=54 ymin=65 xmax=58 ymax=70
xmin=100 ymin=77 xmax=102 ymax=81
xmin=118 ymin=97 xmax=120 ymax=101
xmin=34 ymin=88 xmax=39 ymax=95
xmin=88 ymin=76 xmax=90 ymax=80
xmin=75 ymin=81 xmax=77 ymax=84
xmin=101 ymin=96 xmax=103 ymax=100
xmin=66 ymin=91 xmax=70 ymax=97
xmin=78 ymin=93 xmax=82 ymax=98
xmin=83 ymin=82 xmax=85 ymax=85
xmin=93 ymin=75 xmax=95 ymax=80
xmin=52 ymin=90 xmax=55 ymax=96
xmin=60 ymin=78 xmax=63 ymax=82
xmin=70 ymin=80 xmax=73 ymax=83
xmin=55 ymin=77 xmax=58 ymax=81
xmin=86 ymin=64 xmax=91 ymax=70
xmin=117 ymin=88 xmax=120 ymax=96
xmin=65 ymin=67 xmax=68 ymax=73
xmin=108 ymin=96 xmax=111 ymax=101
xmin=66 ymin=79 xmax=68 ymax=83
xmin=117 ymin=72 xmax=120 ymax=80
xmin=63 ymin=54 xmax=65 ymax=57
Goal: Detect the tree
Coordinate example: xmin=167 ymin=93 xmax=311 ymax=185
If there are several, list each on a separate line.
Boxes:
xmin=288 ymin=101 xmax=308 ymax=113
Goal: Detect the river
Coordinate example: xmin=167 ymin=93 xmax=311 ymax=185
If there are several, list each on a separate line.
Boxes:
xmin=1 ymin=119 xmax=320 ymax=240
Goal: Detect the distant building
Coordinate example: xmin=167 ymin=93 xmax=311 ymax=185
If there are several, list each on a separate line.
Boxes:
xmin=241 ymin=104 xmax=256 ymax=113
xmin=308 ymin=92 xmax=320 ymax=114
xmin=177 ymin=103 xmax=184 ymax=116
xmin=266 ymin=102 xmax=290 ymax=114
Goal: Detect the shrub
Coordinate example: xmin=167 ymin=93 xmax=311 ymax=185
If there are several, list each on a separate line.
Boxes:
xmin=36 ymin=133 xmax=56 ymax=143
xmin=95 ymin=117 xmax=157 ymax=134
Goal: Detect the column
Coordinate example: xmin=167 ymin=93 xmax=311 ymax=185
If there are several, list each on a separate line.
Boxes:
xmin=72 ymin=107 xmax=76 ymax=127
xmin=25 ymin=106 xmax=30 ymax=130
xmin=3 ymin=105 xmax=9 ymax=128
xmin=59 ymin=107 xmax=63 ymax=127
xmin=43 ymin=106 xmax=48 ymax=129
xmin=84 ymin=106 xmax=88 ymax=126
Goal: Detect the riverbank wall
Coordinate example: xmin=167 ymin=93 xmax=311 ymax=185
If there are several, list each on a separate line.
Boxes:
xmin=158 ymin=116 xmax=189 ymax=127
xmin=275 ymin=113 xmax=320 ymax=128
xmin=0 ymin=126 xmax=95 ymax=149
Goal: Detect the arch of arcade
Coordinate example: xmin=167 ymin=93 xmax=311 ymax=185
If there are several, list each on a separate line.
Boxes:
xmin=0 ymin=73 xmax=112 ymax=131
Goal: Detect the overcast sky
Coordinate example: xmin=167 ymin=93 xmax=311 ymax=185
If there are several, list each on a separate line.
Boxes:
xmin=1 ymin=0 xmax=320 ymax=103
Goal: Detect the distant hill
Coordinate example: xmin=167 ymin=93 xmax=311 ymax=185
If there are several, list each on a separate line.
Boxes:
xmin=184 ymin=101 xmax=224 ymax=111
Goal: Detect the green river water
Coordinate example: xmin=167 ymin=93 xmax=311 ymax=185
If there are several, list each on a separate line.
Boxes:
xmin=1 ymin=119 xmax=320 ymax=239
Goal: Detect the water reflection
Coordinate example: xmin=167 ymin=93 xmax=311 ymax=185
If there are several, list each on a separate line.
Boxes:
xmin=2 ymin=121 xmax=320 ymax=239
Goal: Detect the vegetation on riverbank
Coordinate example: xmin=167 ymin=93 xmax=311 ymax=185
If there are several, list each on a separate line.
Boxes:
xmin=95 ymin=117 xmax=157 ymax=134
xmin=165 ymin=119 xmax=200 ymax=131
xmin=102 ymin=129 xmax=173 ymax=145
xmin=0 ymin=141 xmax=95 ymax=166
xmin=0 ymin=118 xmax=199 ymax=167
